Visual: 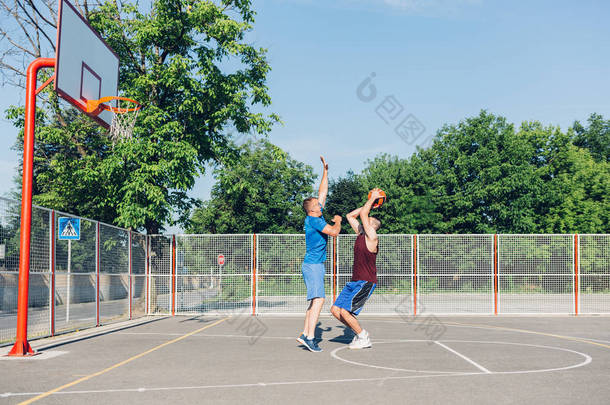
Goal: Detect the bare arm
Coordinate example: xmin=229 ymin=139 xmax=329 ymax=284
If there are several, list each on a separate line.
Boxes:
xmin=318 ymin=156 xmax=328 ymax=207
xmin=321 ymin=215 xmax=342 ymax=237
xmin=360 ymin=189 xmax=381 ymax=246
xmin=346 ymin=207 xmax=362 ymax=234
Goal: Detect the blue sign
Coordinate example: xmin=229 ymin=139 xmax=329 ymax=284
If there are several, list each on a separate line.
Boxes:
xmin=58 ymin=217 xmax=80 ymax=240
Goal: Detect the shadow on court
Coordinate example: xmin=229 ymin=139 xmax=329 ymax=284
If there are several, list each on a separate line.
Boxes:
xmin=1 ymin=315 xmax=610 ymax=404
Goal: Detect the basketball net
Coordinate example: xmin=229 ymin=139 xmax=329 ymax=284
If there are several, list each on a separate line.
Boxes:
xmin=108 ymin=98 xmax=140 ymax=144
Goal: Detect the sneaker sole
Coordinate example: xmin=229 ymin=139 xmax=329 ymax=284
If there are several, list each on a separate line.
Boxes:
xmin=349 ymin=345 xmax=372 ymax=350
xmin=296 ymin=337 xmax=306 ymax=346
xmin=303 ymin=344 xmax=322 ymax=352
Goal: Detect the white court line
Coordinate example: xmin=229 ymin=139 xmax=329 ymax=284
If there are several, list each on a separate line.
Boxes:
xmin=362 ymin=319 xmax=610 ymax=345
xmin=117 ymin=332 xmax=294 ymax=340
xmin=119 ymin=324 xmax=610 ymax=346
xmin=331 ymin=340 xmax=592 ymax=375
xmin=0 ymin=372 xmax=482 ymax=398
xmin=434 ymin=341 xmax=492 ymax=374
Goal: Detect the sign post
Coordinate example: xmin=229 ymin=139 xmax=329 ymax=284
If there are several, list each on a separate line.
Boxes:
xmin=58 ymin=217 xmax=80 ymax=324
xmin=217 ymin=254 xmax=225 ymax=294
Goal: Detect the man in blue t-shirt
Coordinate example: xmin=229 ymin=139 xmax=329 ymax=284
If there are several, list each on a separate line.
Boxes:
xmin=297 ymin=156 xmax=342 ymax=352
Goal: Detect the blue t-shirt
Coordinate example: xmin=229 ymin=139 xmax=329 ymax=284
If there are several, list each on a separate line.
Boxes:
xmin=303 ymin=205 xmax=328 ymax=264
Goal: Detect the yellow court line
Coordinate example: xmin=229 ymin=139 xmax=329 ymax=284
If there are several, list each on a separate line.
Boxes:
xmin=20 ymin=317 xmax=230 ymax=405
xmin=446 ymin=321 xmax=610 ymax=350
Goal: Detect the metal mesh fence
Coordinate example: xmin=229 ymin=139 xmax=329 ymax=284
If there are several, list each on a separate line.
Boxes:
xmin=579 ymin=235 xmax=610 ymax=314
xmin=0 ymin=198 xmax=21 ymax=343
xmin=149 ymin=235 xmax=172 ymax=314
xmin=2 ymin=199 xmax=610 ymax=347
xmin=99 ymin=224 xmax=130 ymax=324
xmin=54 ymin=273 xmax=97 ymax=333
xmin=0 ymin=197 xmax=147 ymax=345
xmin=337 ymin=234 xmax=413 ymax=315
xmin=257 ymin=234 xmax=332 ymax=314
xmin=418 ymin=235 xmax=493 ymax=314
xmin=175 ymin=235 xmax=252 ymax=315
xmin=0 ymin=199 xmax=51 ymax=343
xmin=54 ymin=213 xmax=97 ymax=334
xmin=498 ymin=234 xmax=574 ymax=314
xmin=131 ymin=233 xmax=147 ymax=318
xmin=27 ymin=206 xmax=51 ymax=339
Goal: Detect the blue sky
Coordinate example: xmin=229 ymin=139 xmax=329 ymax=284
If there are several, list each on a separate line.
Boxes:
xmin=1 ymin=0 xmax=609 ymax=231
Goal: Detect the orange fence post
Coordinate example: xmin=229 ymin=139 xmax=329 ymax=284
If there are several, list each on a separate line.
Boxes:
xmin=333 ymin=237 xmax=338 ymax=303
xmin=128 ymin=231 xmax=132 ymax=320
xmin=494 ymin=234 xmax=498 ymax=315
xmin=96 ymin=221 xmax=100 ymax=327
xmin=574 ymin=234 xmax=579 ymax=316
xmin=50 ymin=210 xmax=56 ymax=336
xmin=252 ymin=234 xmax=257 ymax=316
xmin=171 ymin=235 xmax=176 ymax=316
xmin=145 ymin=236 xmax=150 ymax=315
xmin=413 ymin=235 xmax=417 ymax=316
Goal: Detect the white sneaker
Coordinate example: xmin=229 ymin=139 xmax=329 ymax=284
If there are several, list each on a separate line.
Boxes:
xmin=349 ymin=330 xmax=372 ymax=349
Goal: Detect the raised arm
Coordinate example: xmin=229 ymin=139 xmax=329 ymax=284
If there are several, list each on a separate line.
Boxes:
xmin=346 ymin=207 xmax=362 ymax=234
xmin=321 ymin=215 xmax=342 ymax=237
xmin=360 ymin=189 xmax=381 ymax=243
xmin=318 ymin=156 xmax=329 ymax=207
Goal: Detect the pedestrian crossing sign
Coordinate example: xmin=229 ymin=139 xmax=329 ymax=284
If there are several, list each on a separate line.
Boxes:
xmin=58 ymin=217 xmax=81 ymax=240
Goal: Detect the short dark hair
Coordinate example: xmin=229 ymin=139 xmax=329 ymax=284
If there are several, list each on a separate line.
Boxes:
xmin=302 ymin=197 xmax=316 ymax=213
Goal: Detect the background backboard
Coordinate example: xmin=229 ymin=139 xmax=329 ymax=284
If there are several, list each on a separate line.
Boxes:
xmin=55 ymin=0 xmax=119 ymax=129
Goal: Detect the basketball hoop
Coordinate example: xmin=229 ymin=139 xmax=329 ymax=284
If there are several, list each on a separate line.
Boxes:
xmin=86 ymin=96 xmax=141 ymax=143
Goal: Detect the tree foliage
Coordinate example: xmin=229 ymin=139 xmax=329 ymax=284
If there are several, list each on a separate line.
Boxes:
xmin=571 ymin=113 xmax=610 ymax=163
xmin=188 ymin=140 xmax=315 ymax=233
xmin=327 ymin=111 xmax=609 ymax=234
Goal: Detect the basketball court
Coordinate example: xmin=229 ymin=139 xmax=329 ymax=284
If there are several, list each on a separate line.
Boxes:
xmin=2 ymin=1 xmax=609 ymax=404
xmin=2 ymin=314 xmax=610 ymax=404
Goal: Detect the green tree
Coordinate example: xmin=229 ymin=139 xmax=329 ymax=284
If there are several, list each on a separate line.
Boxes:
xmin=571 ymin=113 xmax=610 ymax=163
xmin=361 ymin=154 xmax=441 ymax=233
xmin=6 ymin=0 xmax=279 ymax=233
xmin=519 ymin=122 xmax=610 ymax=233
xmin=420 ymin=111 xmax=545 ymax=233
xmin=188 ymin=140 xmax=315 ymax=233
xmin=325 ymin=171 xmax=367 ymax=233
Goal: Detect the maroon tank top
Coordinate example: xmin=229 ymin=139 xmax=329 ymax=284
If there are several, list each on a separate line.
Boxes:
xmin=352 ymin=233 xmax=378 ymax=283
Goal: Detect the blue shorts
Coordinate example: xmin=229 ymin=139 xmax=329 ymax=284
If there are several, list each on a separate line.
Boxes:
xmin=302 ymin=262 xmax=325 ymax=300
xmin=333 ymin=280 xmax=376 ymax=315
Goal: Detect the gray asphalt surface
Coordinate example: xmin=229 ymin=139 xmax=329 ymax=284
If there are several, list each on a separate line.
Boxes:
xmin=1 ymin=315 xmax=610 ymax=404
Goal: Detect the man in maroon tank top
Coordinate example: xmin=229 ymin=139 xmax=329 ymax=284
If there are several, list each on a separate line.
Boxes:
xmin=330 ymin=189 xmax=383 ymax=349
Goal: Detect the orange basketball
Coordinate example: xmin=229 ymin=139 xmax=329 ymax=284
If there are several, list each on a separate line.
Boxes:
xmin=368 ymin=189 xmax=386 ymax=209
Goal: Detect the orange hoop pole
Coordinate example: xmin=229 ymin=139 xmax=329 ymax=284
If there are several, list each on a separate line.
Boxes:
xmin=35 ymin=74 xmax=55 ymax=95
xmin=8 ymin=57 xmax=55 ymax=356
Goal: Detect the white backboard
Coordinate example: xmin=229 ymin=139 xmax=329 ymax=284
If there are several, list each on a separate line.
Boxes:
xmin=55 ymin=0 xmax=119 ymax=128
